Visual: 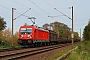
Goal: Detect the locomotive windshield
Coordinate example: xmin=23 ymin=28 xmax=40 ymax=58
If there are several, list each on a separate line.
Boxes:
xmin=20 ymin=28 xmax=32 ymax=34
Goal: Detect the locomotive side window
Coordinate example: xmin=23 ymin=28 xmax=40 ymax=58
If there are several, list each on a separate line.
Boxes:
xmin=20 ymin=28 xmax=32 ymax=34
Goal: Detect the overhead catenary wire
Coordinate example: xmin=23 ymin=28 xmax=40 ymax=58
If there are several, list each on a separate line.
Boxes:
xmin=15 ymin=11 xmax=30 ymax=18
xmin=28 ymin=0 xmax=57 ymax=21
xmin=28 ymin=0 xmax=50 ymax=16
xmin=11 ymin=0 xmax=57 ymax=21
xmin=0 ymin=4 xmax=30 ymax=18
xmin=28 ymin=0 xmax=59 ymax=21
xmin=54 ymin=8 xmax=72 ymax=20
xmin=44 ymin=0 xmax=63 ymax=18
xmin=10 ymin=0 xmax=48 ymax=23
xmin=10 ymin=0 xmax=26 ymax=7
xmin=44 ymin=0 xmax=54 ymax=8
xmin=44 ymin=0 xmax=72 ymax=19
xmin=0 ymin=4 xmax=11 ymax=10
xmin=43 ymin=1 xmax=87 ymax=22
xmin=1 ymin=0 xmax=66 ymax=24
xmin=14 ymin=8 xmax=31 ymax=20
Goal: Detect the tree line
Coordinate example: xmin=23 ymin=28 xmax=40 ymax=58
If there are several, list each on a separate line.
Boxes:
xmin=42 ymin=21 xmax=79 ymax=38
xmin=83 ymin=20 xmax=90 ymax=41
xmin=0 ymin=16 xmax=18 ymax=48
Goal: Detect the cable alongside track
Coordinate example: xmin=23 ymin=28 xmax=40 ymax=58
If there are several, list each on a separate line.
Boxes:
xmin=0 ymin=43 xmax=71 ymax=60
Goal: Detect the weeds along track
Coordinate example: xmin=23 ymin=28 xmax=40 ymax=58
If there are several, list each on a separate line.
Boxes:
xmin=0 ymin=43 xmax=71 ymax=60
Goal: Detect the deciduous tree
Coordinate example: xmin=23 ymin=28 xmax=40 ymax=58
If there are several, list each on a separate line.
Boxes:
xmin=83 ymin=20 xmax=90 ymax=40
xmin=42 ymin=21 xmax=71 ymax=38
xmin=0 ymin=16 xmax=7 ymax=31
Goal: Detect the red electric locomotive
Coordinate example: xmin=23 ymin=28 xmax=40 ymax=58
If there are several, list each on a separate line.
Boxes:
xmin=18 ymin=25 xmax=80 ymax=47
xmin=18 ymin=25 xmax=49 ymax=46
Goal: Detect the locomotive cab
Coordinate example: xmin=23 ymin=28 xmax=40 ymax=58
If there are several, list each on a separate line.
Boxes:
xmin=18 ymin=25 xmax=49 ymax=46
xmin=20 ymin=28 xmax=32 ymax=39
xmin=18 ymin=26 xmax=35 ymax=45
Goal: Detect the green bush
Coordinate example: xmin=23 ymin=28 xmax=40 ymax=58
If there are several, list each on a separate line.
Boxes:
xmin=0 ymin=38 xmax=12 ymax=49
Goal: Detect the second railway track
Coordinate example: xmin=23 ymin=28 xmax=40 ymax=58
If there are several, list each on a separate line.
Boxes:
xmin=0 ymin=43 xmax=71 ymax=60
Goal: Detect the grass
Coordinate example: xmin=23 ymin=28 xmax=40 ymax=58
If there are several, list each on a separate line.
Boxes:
xmin=65 ymin=41 xmax=90 ymax=60
xmin=65 ymin=51 xmax=90 ymax=60
xmin=48 ymin=45 xmax=76 ymax=60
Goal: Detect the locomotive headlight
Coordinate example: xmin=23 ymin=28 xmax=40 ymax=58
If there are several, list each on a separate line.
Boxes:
xmin=21 ymin=35 xmax=23 ymax=37
xmin=20 ymin=35 xmax=23 ymax=38
xmin=28 ymin=35 xmax=32 ymax=38
xmin=28 ymin=35 xmax=30 ymax=37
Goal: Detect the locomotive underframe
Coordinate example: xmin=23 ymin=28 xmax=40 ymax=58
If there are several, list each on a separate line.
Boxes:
xmin=18 ymin=39 xmax=59 ymax=47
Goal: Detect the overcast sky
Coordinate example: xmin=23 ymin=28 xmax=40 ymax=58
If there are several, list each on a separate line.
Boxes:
xmin=0 ymin=0 xmax=90 ymax=37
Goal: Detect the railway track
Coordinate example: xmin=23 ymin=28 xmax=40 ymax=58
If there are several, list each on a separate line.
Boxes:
xmin=0 ymin=48 xmax=27 ymax=52
xmin=0 ymin=43 xmax=71 ymax=60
